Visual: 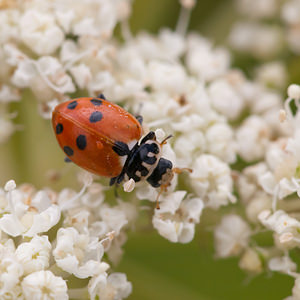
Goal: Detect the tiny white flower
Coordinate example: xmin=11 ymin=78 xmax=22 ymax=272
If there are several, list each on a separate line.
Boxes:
xmin=186 ymin=34 xmax=230 ymax=81
xmin=88 ymin=71 xmax=116 ymax=97
xmin=147 ymin=61 xmax=187 ymax=95
xmin=245 ymin=193 xmax=272 ymax=223
xmin=3 ymin=44 xmax=27 ymax=67
xmin=173 ymin=131 xmax=206 ymax=166
xmin=239 ymin=248 xmax=263 ymax=273
xmin=236 ymin=0 xmax=278 ymax=19
xmin=16 ymin=235 xmax=51 ymax=275
xmin=64 ymin=209 xmax=90 ymax=233
xmin=11 ymin=60 xmax=36 ymax=88
xmin=72 ymin=1 xmax=117 ymax=38
xmin=268 ymin=256 xmax=297 ymax=274
xmin=81 ymin=183 xmax=105 ymax=209
xmin=70 ymin=63 xmax=92 ymax=90
xmin=152 ymin=191 xmax=204 ymax=243
xmin=106 ymin=273 xmax=132 ymax=300
xmin=21 ymin=270 xmax=68 ymax=300
xmin=190 ymin=154 xmax=236 ymax=209
xmin=0 ymin=10 xmax=20 ymax=44
xmin=99 ymin=205 xmax=128 ymax=235
xmin=4 ymin=180 xmax=16 ymax=192
xmin=288 ymin=84 xmax=300 ymax=100
xmin=35 ymin=56 xmax=75 ymax=94
xmin=205 ymin=123 xmax=236 ymax=163
xmin=208 ymin=78 xmax=244 ymax=120
xmin=88 ymin=272 xmax=107 ymax=300
xmin=281 ymin=0 xmax=300 ymax=25
xmin=292 ymin=277 xmax=300 ymax=300
xmin=171 ymin=114 xmax=205 ymax=133
xmin=255 ymin=62 xmax=287 ymax=88
xmin=20 ymin=10 xmax=64 ymax=55
xmin=259 ymin=210 xmax=300 ymax=249
xmin=0 ymin=85 xmax=20 ymax=103
xmin=55 ymin=10 xmax=75 ymax=33
xmin=229 ymin=22 xmax=283 ymax=58
xmin=0 ymin=188 xmax=61 ymax=237
xmin=0 ymin=243 xmax=23 ymax=295
xmin=258 ymin=210 xmax=300 ymax=235
xmin=53 ymin=227 xmax=107 ymax=278
xmin=89 ymin=272 xmax=132 ymax=300
xmin=236 ymin=116 xmax=271 ymax=162
xmin=215 ymin=214 xmax=251 ymax=258
xmin=59 ymin=40 xmax=79 ymax=64
xmin=237 ymin=163 xmax=268 ymax=203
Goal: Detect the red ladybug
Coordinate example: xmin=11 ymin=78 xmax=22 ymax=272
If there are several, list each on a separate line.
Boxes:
xmin=52 ymin=95 xmax=175 ymax=190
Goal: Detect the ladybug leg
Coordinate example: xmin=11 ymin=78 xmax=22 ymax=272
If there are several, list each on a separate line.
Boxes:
xmin=139 ymin=131 xmax=156 ymax=144
xmin=135 ymin=115 xmax=143 ymax=125
xmin=109 ymin=170 xmax=126 ymax=186
xmin=97 ymin=93 xmax=106 ymax=100
xmin=64 ymin=157 xmax=72 ymax=163
xmin=112 ymin=141 xmax=130 ymax=156
xmin=109 ymin=177 xmax=117 ymax=186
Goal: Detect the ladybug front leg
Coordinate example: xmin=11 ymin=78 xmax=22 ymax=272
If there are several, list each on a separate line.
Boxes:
xmin=97 ymin=93 xmax=106 ymax=100
xmin=135 ymin=115 xmax=143 ymax=125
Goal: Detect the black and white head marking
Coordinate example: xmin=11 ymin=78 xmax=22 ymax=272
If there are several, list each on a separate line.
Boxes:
xmin=110 ymin=131 xmax=174 ymax=189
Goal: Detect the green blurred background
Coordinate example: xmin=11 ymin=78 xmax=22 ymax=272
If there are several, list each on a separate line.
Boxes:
xmin=0 ymin=0 xmax=297 ymax=299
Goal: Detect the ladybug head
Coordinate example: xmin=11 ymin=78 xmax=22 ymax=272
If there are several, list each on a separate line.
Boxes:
xmin=110 ymin=130 xmax=192 ymax=205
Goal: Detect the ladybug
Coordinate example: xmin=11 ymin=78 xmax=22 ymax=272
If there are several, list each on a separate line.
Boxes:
xmin=52 ymin=95 xmax=175 ymax=193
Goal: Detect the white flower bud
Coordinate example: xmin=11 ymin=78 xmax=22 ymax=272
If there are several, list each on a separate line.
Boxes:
xmin=4 ymin=180 xmax=16 ymax=192
xmin=180 ymin=0 xmax=196 ymax=9
xmin=239 ymin=248 xmax=263 ymax=273
xmin=123 ymin=179 xmax=135 ymax=193
xmin=287 ymin=84 xmax=300 ymax=100
xmin=215 ymin=214 xmax=251 ymax=258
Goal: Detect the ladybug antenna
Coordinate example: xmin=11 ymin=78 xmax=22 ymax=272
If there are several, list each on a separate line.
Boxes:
xmin=160 ymin=134 xmax=173 ymax=146
xmin=172 ymin=167 xmax=193 ymax=174
xmin=155 ymin=166 xmax=192 ymax=210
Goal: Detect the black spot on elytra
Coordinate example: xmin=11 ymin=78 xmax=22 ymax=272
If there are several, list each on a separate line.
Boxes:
xmin=90 ymin=99 xmax=103 ymax=106
xmin=63 ymin=146 xmax=74 ymax=156
xmin=67 ymin=101 xmax=78 ymax=110
xmin=56 ymin=123 xmax=63 ymax=134
xmin=76 ymin=135 xmax=87 ymax=150
xmin=89 ymin=111 xmax=103 ymax=123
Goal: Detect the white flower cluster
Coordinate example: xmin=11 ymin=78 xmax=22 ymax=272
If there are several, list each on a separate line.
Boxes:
xmin=1 ymin=0 xmax=300 ymax=298
xmin=0 ymin=178 xmax=132 ymax=299
xmin=214 ymin=84 xmax=300 ymax=299
xmin=230 ymin=0 xmax=300 ymax=57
